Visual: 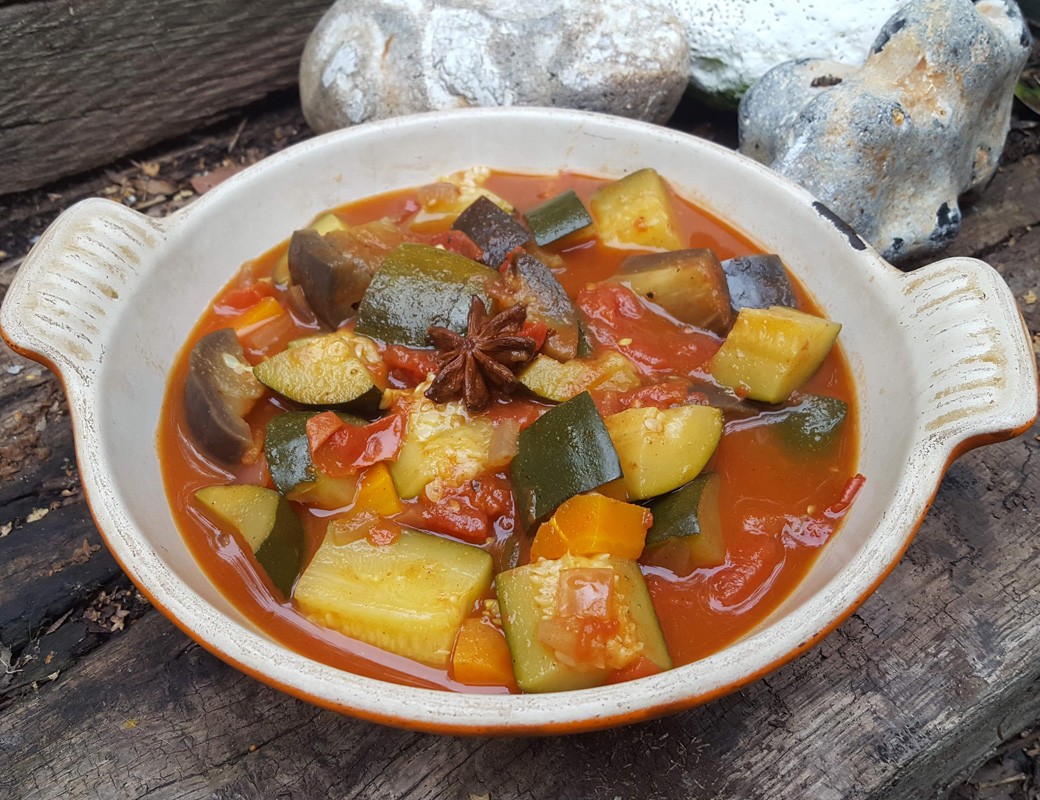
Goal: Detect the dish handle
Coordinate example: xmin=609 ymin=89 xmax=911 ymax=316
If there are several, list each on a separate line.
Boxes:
xmin=0 ymin=198 xmax=164 ymax=385
xmin=897 ymin=256 xmax=1038 ymax=459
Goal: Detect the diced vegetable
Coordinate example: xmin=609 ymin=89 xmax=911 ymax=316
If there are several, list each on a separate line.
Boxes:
xmin=288 ymin=217 xmax=409 ymax=328
xmin=524 ymin=189 xmax=594 ymax=246
xmin=496 ymin=554 xmax=671 ymax=692
xmin=451 ymin=196 xmax=531 ymax=267
xmin=707 ymin=306 xmax=842 ymax=404
xmin=183 ymin=328 xmax=264 ymax=464
xmin=293 ymin=525 xmax=493 ymax=667
xmin=390 ymin=389 xmax=497 ymax=499
xmin=642 ymin=473 xmax=726 ymax=575
xmin=273 ymin=212 xmax=347 ymax=286
xmin=310 ymin=412 xmax=404 ymax=477
xmin=511 ymin=392 xmax=622 ymax=532
xmin=721 ymin=254 xmax=797 ymax=311
xmin=530 ymin=493 xmax=652 ymax=560
xmin=519 ymin=352 xmax=640 ymax=402
xmin=604 ymin=405 xmax=723 ymax=500
xmin=351 ymin=462 xmax=403 ymax=518
xmin=450 ymin=618 xmax=516 ymax=688
xmin=771 ymin=394 xmax=848 ymax=454
xmin=194 ymin=484 xmax=304 ymax=596
xmin=264 ymin=412 xmax=362 ymax=508
xmin=230 ymin=296 xmax=286 ymax=335
xmin=613 ymin=249 xmax=733 ymax=334
xmin=410 ymin=169 xmax=514 ymax=232
xmin=253 ymin=331 xmax=382 ymax=414
xmin=355 ymin=243 xmax=495 ymax=347
xmin=508 ymin=252 xmax=582 ymax=361
xmin=589 ymin=168 xmax=684 ymax=251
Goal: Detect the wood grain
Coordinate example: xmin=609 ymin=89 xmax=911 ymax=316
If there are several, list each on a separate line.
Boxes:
xmin=0 ymin=106 xmax=1038 ymax=799
xmin=0 ymin=0 xmax=329 ymax=194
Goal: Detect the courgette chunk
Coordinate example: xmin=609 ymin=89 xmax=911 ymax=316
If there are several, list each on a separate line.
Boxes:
xmin=707 ymin=306 xmax=841 ymax=404
xmin=519 ymin=352 xmax=640 ymax=402
xmin=524 ymin=189 xmax=594 ymax=246
xmin=511 ymin=392 xmax=622 ymax=532
xmin=264 ymin=412 xmax=362 ymax=509
xmin=613 ymin=249 xmax=733 ymax=334
xmin=293 ymin=524 xmax=493 ymax=667
xmin=771 ymin=394 xmax=848 ymax=455
xmin=496 ymin=554 xmax=671 ymax=692
xmin=604 ymin=405 xmax=723 ymax=500
xmin=194 ymin=484 xmax=304 ymax=597
xmin=389 ymin=390 xmax=498 ymax=499
xmin=253 ymin=331 xmax=382 ymax=415
xmin=721 ymin=254 xmax=797 ymax=311
xmin=355 ymin=243 xmax=495 ymax=347
xmin=451 ymin=195 xmax=531 ymax=267
xmin=642 ymin=473 xmax=726 ymax=575
xmin=589 ymin=168 xmax=684 ymax=251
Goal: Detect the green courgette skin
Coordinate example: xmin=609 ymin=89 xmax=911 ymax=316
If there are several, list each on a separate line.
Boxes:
xmin=772 ymin=394 xmax=848 ymax=454
xmin=264 ymin=411 xmax=366 ymax=496
xmin=642 ymin=472 xmax=725 ymax=572
xmin=721 ymin=254 xmax=796 ymax=311
xmin=258 ymin=499 xmax=306 ymax=597
xmin=265 ymin=412 xmax=314 ymax=495
xmin=355 ymin=243 xmax=495 ymax=347
xmin=511 ymin=392 xmax=622 ymax=532
xmin=644 ymin=473 xmax=717 ymax=547
xmin=451 ymin=196 xmax=531 ymax=267
xmin=524 ymin=189 xmax=593 ymax=246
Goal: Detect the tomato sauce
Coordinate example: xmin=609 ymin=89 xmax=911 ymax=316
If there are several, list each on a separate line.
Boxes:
xmin=158 ymin=170 xmax=859 ymax=692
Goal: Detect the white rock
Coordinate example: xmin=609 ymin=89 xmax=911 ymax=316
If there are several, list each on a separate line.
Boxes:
xmin=738 ymin=0 xmax=1032 ymax=262
xmin=665 ymin=0 xmax=906 ymax=105
xmin=300 ymin=0 xmax=689 ymax=133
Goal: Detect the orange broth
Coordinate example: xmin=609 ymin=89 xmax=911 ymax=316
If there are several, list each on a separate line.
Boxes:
xmin=158 ymin=170 xmax=859 ymax=692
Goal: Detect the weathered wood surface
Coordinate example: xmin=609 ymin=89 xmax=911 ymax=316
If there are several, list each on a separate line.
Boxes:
xmin=0 ymin=0 xmax=330 ymax=195
xmin=0 ymin=107 xmax=1038 ymax=800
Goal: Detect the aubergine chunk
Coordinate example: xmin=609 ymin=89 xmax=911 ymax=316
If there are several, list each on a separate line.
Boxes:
xmin=184 ymin=328 xmax=264 ymax=464
xmin=288 ymin=219 xmax=409 ymax=329
xmin=721 ymin=254 xmax=797 ymax=311
xmin=451 ymin=195 xmax=531 ymax=267
xmin=510 ymin=252 xmax=581 ymax=361
xmin=613 ymin=249 xmax=733 ymax=334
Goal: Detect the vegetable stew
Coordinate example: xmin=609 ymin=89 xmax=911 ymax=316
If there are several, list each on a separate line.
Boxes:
xmin=159 ymin=167 xmax=862 ymax=693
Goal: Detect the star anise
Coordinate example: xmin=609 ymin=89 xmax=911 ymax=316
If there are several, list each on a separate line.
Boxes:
xmin=425 ymin=296 xmax=538 ymax=412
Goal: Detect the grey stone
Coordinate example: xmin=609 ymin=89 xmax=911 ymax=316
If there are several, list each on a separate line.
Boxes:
xmin=738 ymin=0 xmax=1032 ymax=263
xmin=665 ymin=0 xmax=905 ymax=107
xmin=300 ymin=0 xmax=689 ymax=132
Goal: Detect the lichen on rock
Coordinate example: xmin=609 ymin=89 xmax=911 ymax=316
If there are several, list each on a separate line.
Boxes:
xmin=738 ymin=0 xmax=1032 ymax=263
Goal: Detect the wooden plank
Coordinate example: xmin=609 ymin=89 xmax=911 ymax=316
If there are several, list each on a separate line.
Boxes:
xmin=0 ymin=106 xmax=1038 ymax=799
xmin=0 ymin=0 xmax=328 ymax=194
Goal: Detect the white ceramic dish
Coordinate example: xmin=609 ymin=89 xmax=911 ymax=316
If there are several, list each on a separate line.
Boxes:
xmin=2 ymin=108 xmax=1036 ymax=734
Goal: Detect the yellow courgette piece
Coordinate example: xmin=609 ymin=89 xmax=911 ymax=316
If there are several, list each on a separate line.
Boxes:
xmin=253 ymin=331 xmax=382 ymax=414
xmin=389 ymin=390 xmax=497 ymax=499
xmin=707 ymin=306 xmax=841 ymax=404
xmin=519 ymin=352 xmax=640 ymax=402
xmin=194 ymin=484 xmax=304 ymax=597
xmin=604 ymin=405 xmax=723 ymax=500
xmin=294 ymin=525 xmax=493 ymax=667
xmin=589 ymin=168 xmax=684 ymax=251
xmin=496 ymin=554 xmax=671 ymax=693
